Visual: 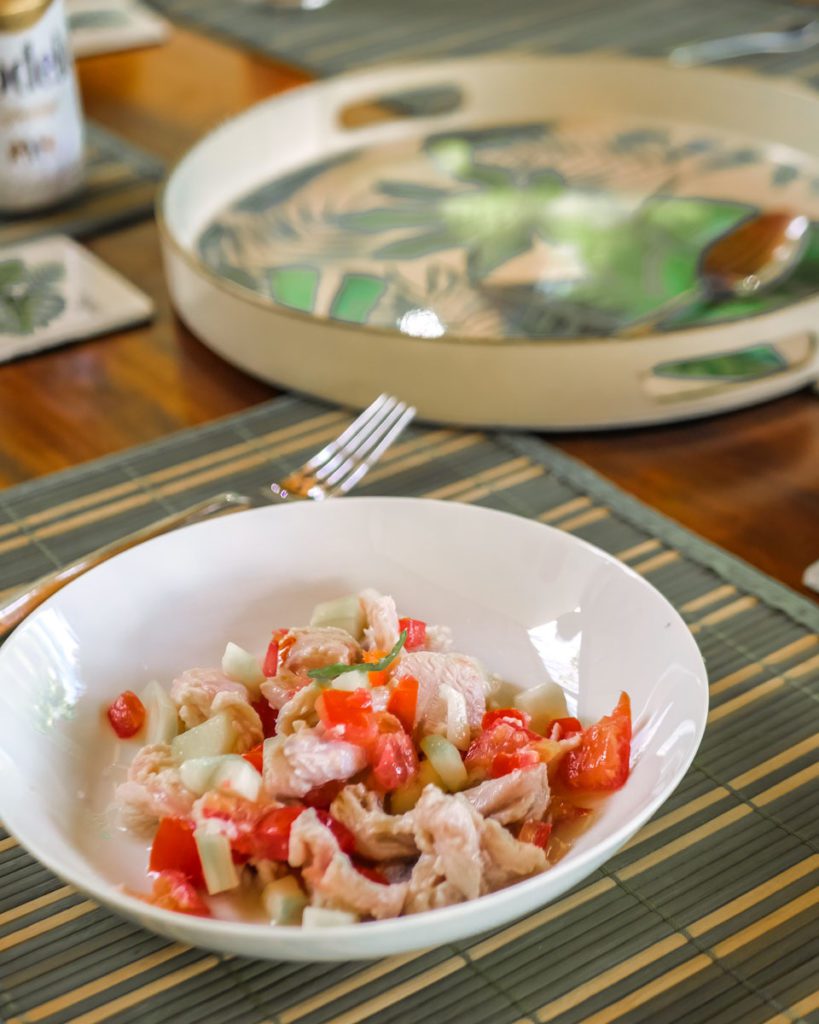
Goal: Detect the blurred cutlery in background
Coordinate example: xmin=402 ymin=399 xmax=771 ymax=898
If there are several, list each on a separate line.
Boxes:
xmin=670 ymin=20 xmax=819 ymax=66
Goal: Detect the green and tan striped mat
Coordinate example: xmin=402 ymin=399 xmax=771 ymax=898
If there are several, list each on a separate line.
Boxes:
xmin=1 ymin=395 xmax=817 ymax=1024
xmin=150 ymin=0 xmax=819 ymax=87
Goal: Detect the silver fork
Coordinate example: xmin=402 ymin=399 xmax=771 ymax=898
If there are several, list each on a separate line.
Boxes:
xmin=0 ymin=394 xmax=415 ymax=637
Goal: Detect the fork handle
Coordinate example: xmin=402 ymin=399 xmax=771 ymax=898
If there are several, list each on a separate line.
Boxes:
xmin=0 ymin=491 xmax=253 ymax=638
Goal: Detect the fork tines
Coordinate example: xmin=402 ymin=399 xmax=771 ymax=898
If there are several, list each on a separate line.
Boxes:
xmin=279 ymin=394 xmax=416 ymax=500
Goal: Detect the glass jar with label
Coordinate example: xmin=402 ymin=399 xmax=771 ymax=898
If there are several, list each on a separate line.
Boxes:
xmin=0 ymin=0 xmax=84 ymax=212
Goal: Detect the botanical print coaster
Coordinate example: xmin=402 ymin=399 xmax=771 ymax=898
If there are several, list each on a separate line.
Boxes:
xmin=0 ymin=234 xmax=153 ymax=363
xmin=67 ymin=0 xmax=170 ymax=59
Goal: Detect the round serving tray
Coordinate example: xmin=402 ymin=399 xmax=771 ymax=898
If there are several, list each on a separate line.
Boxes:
xmin=159 ymin=55 xmax=819 ymax=429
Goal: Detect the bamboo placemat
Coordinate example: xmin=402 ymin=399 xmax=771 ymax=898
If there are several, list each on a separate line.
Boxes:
xmin=0 ymin=395 xmax=817 ymax=1024
xmin=0 ymin=123 xmax=163 ymax=248
xmin=149 ymin=0 xmax=819 ymax=85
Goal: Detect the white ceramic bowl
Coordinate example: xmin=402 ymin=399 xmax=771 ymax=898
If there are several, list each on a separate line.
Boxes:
xmin=0 ymin=498 xmax=708 ymax=960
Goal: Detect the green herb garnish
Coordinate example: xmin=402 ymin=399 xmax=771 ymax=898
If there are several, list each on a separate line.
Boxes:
xmin=307 ymin=629 xmax=408 ymax=684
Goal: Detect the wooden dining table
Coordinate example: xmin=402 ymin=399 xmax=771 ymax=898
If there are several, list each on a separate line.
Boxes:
xmin=0 ymin=23 xmax=816 ymax=598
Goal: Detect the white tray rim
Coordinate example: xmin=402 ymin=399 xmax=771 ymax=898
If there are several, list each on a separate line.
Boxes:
xmin=157 ymin=54 xmax=819 ymax=428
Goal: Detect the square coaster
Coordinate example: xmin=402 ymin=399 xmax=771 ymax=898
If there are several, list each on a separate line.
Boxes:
xmin=68 ymin=0 xmax=170 ymax=59
xmin=0 ymin=234 xmax=153 ymax=363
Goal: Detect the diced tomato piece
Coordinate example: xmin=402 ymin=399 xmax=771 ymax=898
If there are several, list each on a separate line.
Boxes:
xmin=316 ymin=688 xmax=378 ymax=750
xmin=371 ymin=731 xmax=419 ymax=792
xmin=107 ymin=690 xmax=145 ymax=738
xmin=242 ymin=804 xmax=354 ymax=861
xmin=360 ymin=648 xmax=389 ymax=687
xmin=250 ymin=805 xmax=305 ymax=861
xmin=145 ymin=870 xmax=209 ymax=916
xmin=318 ymin=687 xmax=372 ymax=719
xmin=263 ymin=640 xmax=279 ymax=678
xmin=149 ymin=817 xmax=204 ymax=887
xmin=519 ymin=820 xmax=552 ymax=849
xmin=273 ymin=630 xmax=296 ymax=671
xmin=398 ymin=618 xmax=427 ymax=651
xmin=263 ymin=628 xmax=291 ymax=677
xmin=560 ymin=692 xmax=632 ymax=792
xmin=355 ymin=863 xmax=388 ymax=885
xmin=482 ymin=707 xmax=531 ymax=731
xmin=375 ymin=711 xmax=404 ymax=734
xmin=242 ymin=743 xmax=264 ymax=773
xmin=315 ymin=809 xmax=356 ymax=855
xmin=251 ymin=698 xmax=279 ymax=738
xmin=490 ymin=747 xmax=541 ymax=778
xmin=387 ymin=676 xmax=418 ymax=733
xmin=546 ymin=717 xmax=583 ymax=741
xmin=549 ymin=796 xmax=591 ymax=824
xmin=303 ymin=779 xmax=345 ymax=809
xmin=465 ymin=720 xmax=536 ymax=776
xmin=198 ymin=790 xmax=262 ymax=854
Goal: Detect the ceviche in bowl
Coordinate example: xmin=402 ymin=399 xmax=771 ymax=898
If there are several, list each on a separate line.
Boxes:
xmin=108 ymin=589 xmax=632 ymax=926
xmin=0 ymin=498 xmax=708 ymax=960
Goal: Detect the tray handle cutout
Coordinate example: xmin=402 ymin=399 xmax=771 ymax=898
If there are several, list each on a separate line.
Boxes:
xmin=321 ymin=63 xmax=480 ymax=145
xmin=338 ymin=84 xmax=464 ymax=130
xmin=641 ymin=333 xmax=818 ymax=403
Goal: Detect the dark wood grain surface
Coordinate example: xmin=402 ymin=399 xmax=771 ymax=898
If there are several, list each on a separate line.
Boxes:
xmin=0 ymin=26 xmax=816 ymax=597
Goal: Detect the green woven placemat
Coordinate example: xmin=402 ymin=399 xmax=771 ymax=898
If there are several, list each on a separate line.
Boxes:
xmin=0 ymin=122 xmax=163 ymax=248
xmin=0 ymin=395 xmax=817 ymax=1024
xmin=149 ymin=0 xmax=819 ymax=85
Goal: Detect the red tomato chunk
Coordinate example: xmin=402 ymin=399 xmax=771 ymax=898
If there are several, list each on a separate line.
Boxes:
xmin=546 ymin=717 xmax=583 ymax=740
xmin=317 ymin=688 xmax=378 ymax=750
xmin=355 ymin=863 xmax=389 ymax=885
xmin=314 ymin=809 xmax=356 ymax=855
xmin=263 ymin=640 xmax=279 ymax=677
xmin=519 ymin=820 xmax=552 ymax=849
xmin=549 ymin=796 xmax=591 ymax=824
xmin=243 ymin=805 xmax=355 ymax=862
xmin=387 ymin=676 xmax=419 ymax=733
xmin=482 ymin=708 xmax=531 ymax=731
xmin=362 ymin=648 xmax=391 ymax=687
xmin=372 ymin=731 xmax=419 ymax=791
xmin=242 ymin=743 xmax=264 ymax=773
xmin=251 ymin=698 xmax=279 ymax=738
xmin=107 ymin=691 xmax=145 ymax=738
xmin=263 ymin=629 xmax=291 ymax=677
xmin=560 ymin=692 xmax=632 ymax=792
xmin=198 ymin=790 xmax=261 ymax=853
xmin=303 ymin=779 xmax=345 ymax=809
xmin=490 ymin=748 xmax=540 ymax=778
xmin=250 ymin=806 xmax=304 ymax=861
xmin=149 ymin=817 xmax=204 ymax=887
xmin=147 ymin=870 xmax=209 ymax=916
xmin=466 ymin=720 xmax=537 ymax=777
xmin=398 ymin=617 xmax=427 ymax=651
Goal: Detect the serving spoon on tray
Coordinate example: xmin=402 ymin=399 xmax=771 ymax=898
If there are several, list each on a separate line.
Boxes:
xmin=618 ymin=210 xmax=811 ymax=337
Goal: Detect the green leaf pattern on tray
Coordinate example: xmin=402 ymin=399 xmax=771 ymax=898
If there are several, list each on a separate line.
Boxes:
xmin=197 ymin=121 xmax=819 ymax=355
xmin=0 ymin=259 xmax=65 ymax=335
